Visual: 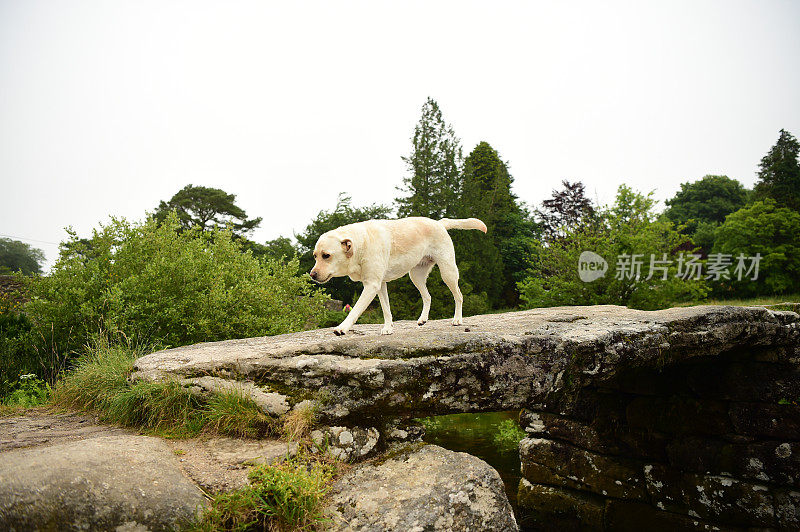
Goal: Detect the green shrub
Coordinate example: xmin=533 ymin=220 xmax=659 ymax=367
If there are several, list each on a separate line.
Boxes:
xmin=1 ymin=374 xmax=50 ymax=407
xmin=189 ymin=459 xmax=337 ymax=531
xmin=25 ymin=213 xmax=329 ymax=372
xmin=0 ymin=301 xmax=40 ymax=396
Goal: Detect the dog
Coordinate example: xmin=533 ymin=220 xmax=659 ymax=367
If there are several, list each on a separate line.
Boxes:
xmin=309 ymin=216 xmax=487 ymax=335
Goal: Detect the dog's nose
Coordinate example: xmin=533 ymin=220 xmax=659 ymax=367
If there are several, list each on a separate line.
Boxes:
xmin=309 ymin=270 xmax=318 ymax=280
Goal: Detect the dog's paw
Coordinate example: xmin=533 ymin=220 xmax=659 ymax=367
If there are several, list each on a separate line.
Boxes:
xmin=380 ymin=324 xmax=394 ymax=335
xmin=452 ymin=317 xmax=463 ymax=326
xmin=333 ymin=326 xmax=347 ymax=336
xmin=417 ymin=319 xmax=427 ymax=327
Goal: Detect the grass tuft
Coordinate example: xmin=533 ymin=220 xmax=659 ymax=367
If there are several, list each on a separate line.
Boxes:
xmin=51 ymin=343 xmax=272 ymax=439
xmin=204 ymin=390 xmax=277 ymax=439
xmin=283 ymin=402 xmax=316 ymax=444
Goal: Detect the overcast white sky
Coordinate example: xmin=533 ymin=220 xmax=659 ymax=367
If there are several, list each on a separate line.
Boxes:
xmin=2 ymin=0 xmax=799 ymax=269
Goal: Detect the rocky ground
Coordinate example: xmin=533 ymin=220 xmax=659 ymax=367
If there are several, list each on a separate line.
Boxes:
xmin=0 ymin=411 xmax=518 ymax=531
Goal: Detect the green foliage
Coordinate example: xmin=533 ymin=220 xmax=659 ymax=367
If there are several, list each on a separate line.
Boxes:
xmin=493 ymin=418 xmax=526 ymax=453
xmin=153 ymin=184 xmax=263 ymax=236
xmin=712 ymin=199 xmax=800 ymax=296
xmin=519 ymin=185 xmax=709 ymax=310
xmin=2 ymin=374 xmax=50 ymax=407
xmin=664 ymin=175 xmax=750 ymax=254
xmin=296 ymin=193 xmax=391 ymax=304
xmin=188 ymin=459 xmax=338 ymax=532
xmin=396 ymin=97 xmax=463 ymax=218
xmin=255 ymin=236 xmax=299 ymax=264
xmin=0 ymin=238 xmax=45 ymax=275
xmin=754 ymin=129 xmax=800 ymax=211
xmin=0 ymin=295 xmax=39 ymax=397
xmin=25 ymin=213 xmax=328 ymax=365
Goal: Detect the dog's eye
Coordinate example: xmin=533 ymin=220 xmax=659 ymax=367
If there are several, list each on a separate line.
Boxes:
xmin=322 ymin=253 xmax=331 ymax=260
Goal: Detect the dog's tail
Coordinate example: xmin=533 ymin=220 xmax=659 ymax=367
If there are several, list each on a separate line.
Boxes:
xmin=439 ymin=218 xmax=488 ymax=233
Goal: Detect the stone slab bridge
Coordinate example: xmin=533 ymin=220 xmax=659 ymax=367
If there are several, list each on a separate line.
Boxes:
xmin=133 ymin=305 xmax=800 ymax=530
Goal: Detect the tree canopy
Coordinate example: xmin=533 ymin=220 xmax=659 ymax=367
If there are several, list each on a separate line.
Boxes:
xmin=664 ymin=175 xmax=749 ymax=226
xmin=0 ymin=238 xmax=45 ymax=275
xmin=456 ymin=141 xmax=536 ymax=307
xmin=153 ymin=184 xmax=262 ymax=236
xmin=396 ymin=98 xmax=463 ymax=218
xmin=754 ymin=129 xmax=800 ymax=211
xmin=536 ymin=180 xmax=596 ymax=241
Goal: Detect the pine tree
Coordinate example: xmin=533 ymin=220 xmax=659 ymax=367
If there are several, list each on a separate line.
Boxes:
xmin=457 ymin=142 xmax=534 ymax=307
xmin=396 ymin=98 xmax=463 ymax=218
xmin=754 ymin=129 xmax=800 ymax=211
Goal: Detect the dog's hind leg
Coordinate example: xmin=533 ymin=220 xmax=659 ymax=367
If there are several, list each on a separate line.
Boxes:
xmin=437 ymin=259 xmax=463 ymax=326
xmin=377 ymin=282 xmax=393 ymax=335
xmin=409 ymin=262 xmax=434 ymax=326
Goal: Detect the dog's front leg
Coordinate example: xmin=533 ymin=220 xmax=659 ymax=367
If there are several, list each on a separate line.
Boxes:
xmin=333 ymin=281 xmax=380 ymax=336
xmin=377 ymin=282 xmax=393 ymax=335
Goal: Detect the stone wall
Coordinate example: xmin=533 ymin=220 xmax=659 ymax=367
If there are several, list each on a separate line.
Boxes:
xmin=518 ymin=346 xmax=800 ymax=530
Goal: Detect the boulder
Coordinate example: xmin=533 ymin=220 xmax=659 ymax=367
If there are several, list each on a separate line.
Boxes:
xmin=0 ymin=433 xmax=207 ymax=531
xmin=325 ymin=444 xmax=518 ymax=531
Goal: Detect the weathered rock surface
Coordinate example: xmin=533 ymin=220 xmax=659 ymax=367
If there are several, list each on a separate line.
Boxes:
xmin=169 ymin=436 xmax=297 ymax=493
xmin=0 ymin=413 xmax=295 ymax=530
xmin=325 ymin=443 xmax=518 ymax=531
xmin=310 ymin=425 xmax=380 ymax=461
xmin=132 ymin=305 xmax=799 ymax=425
xmin=0 ymin=418 xmax=207 ymax=531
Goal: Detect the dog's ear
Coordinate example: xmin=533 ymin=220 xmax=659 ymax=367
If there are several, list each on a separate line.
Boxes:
xmin=341 ymin=239 xmax=353 ymax=258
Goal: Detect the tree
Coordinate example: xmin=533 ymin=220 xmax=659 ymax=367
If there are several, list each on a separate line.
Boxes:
xmin=457 ymin=141 xmax=536 ymax=307
xmin=256 ymin=237 xmax=298 ymax=263
xmin=518 ymin=185 xmax=708 ymax=311
xmin=396 ymin=98 xmax=463 ymax=218
xmin=153 ymin=184 xmax=262 ymax=236
xmin=712 ymin=199 xmax=800 ymax=296
xmin=296 ymin=193 xmax=392 ymax=304
xmin=664 ymin=175 xmax=750 ymax=254
xmin=754 ymin=129 xmax=800 ymax=211
xmin=0 ymin=238 xmax=45 ymax=275
xmin=536 ymin=180 xmax=596 ymax=241
xmin=665 ymin=175 xmax=749 ymax=226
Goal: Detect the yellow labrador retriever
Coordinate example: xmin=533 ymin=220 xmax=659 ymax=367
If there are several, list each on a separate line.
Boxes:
xmin=310 ymin=217 xmax=487 ymax=335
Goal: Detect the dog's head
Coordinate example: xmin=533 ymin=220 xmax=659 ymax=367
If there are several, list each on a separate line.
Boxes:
xmin=309 ymin=232 xmax=353 ymax=284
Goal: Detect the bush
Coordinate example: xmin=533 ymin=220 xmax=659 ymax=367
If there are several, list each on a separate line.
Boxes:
xmin=0 ymin=293 xmax=40 ymax=396
xmin=1 ymin=373 xmax=50 ymax=407
xmin=189 ymin=459 xmax=338 ymax=532
xmin=519 ymin=185 xmax=709 ymax=310
xmin=25 ymin=213 xmax=329 ymax=371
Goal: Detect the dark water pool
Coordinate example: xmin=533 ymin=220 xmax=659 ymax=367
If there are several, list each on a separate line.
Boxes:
xmin=416 ymin=411 xmax=525 ymax=522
